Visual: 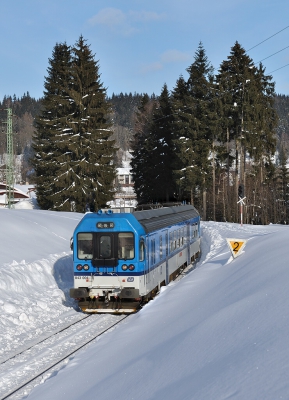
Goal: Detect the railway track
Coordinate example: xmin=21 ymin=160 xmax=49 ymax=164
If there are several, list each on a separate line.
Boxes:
xmin=0 ymin=312 xmax=90 ymax=365
xmin=0 ymin=313 xmax=128 ymax=400
xmin=0 ymin=258 xmax=199 ymax=400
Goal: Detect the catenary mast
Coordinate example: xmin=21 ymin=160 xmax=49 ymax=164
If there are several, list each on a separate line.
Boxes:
xmin=5 ymin=108 xmax=14 ymax=208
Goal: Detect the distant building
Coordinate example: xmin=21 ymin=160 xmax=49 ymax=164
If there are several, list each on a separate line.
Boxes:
xmin=109 ymin=151 xmax=137 ymax=208
xmin=0 ymin=183 xmax=32 ymax=207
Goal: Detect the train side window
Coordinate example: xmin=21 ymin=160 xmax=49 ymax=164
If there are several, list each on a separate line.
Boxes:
xmin=165 ymin=233 xmax=168 ymax=256
xmin=77 ymin=233 xmax=93 ymax=259
xmin=139 ymin=240 xmax=145 ymax=262
xmin=160 ymin=235 xmax=163 ymax=259
xmin=151 ymin=239 xmax=155 ymax=265
xmin=118 ymin=232 xmax=134 ymax=260
xmin=169 ymin=232 xmax=173 ymax=253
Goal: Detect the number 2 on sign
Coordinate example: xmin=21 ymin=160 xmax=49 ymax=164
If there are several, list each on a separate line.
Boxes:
xmin=233 ymin=242 xmax=239 ymax=253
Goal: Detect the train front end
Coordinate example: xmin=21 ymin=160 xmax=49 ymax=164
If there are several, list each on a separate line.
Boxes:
xmin=70 ymin=209 xmax=145 ymax=313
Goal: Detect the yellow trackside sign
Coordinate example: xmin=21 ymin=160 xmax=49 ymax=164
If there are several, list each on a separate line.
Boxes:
xmin=226 ymin=238 xmax=247 ymax=259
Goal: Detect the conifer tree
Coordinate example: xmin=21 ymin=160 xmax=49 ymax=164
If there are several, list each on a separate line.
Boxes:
xmin=130 ymin=94 xmax=155 ymax=203
xmin=53 ymin=36 xmax=115 ymax=212
xmin=249 ymin=63 xmax=277 ymax=165
xmin=172 ymin=43 xmax=215 ymax=217
xmin=216 ymin=42 xmax=277 ymax=181
xmin=145 ymin=84 xmax=176 ymax=202
xmin=274 ymin=146 xmax=289 ymax=223
xmin=32 ymin=42 xmax=72 ymax=209
xmin=171 ymin=75 xmax=196 ymax=203
xmin=33 ymin=37 xmax=116 ymax=212
xmin=216 ymin=42 xmax=277 ymax=221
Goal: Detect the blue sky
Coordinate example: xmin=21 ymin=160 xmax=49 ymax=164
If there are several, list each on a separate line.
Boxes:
xmin=1 ymin=0 xmax=289 ymax=100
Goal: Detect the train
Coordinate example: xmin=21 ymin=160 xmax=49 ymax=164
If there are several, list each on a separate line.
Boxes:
xmin=69 ymin=204 xmax=201 ymax=313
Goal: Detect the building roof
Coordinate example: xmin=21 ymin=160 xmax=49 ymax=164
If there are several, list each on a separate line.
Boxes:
xmin=0 ymin=183 xmax=30 ymax=205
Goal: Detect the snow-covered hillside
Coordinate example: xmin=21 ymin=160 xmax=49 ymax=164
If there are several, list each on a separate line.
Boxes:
xmin=0 ymin=209 xmax=83 ymax=361
xmin=1 ymin=208 xmax=289 ymax=399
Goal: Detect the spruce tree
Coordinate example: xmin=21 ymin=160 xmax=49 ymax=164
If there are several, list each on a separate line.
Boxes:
xmin=216 ymin=42 xmax=277 ymax=222
xmin=172 ymin=43 xmax=215 ymax=217
xmin=171 ymin=75 xmax=196 ymax=203
xmin=216 ymin=42 xmax=277 ymax=181
xmin=54 ymin=36 xmax=115 ymax=212
xmin=274 ymin=146 xmax=289 ymax=223
xmin=249 ymin=63 xmax=277 ymax=164
xmin=33 ymin=37 xmax=116 ymax=212
xmin=130 ymin=94 xmax=155 ymax=203
xmin=32 ymin=42 xmax=72 ymax=209
xmin=145 ymin=84 xmax=176 ymax=202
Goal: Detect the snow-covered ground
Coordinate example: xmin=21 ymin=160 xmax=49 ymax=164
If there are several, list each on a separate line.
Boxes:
xmin=0 ymin=209 xmax=83 ymax=361
xmin=1 ymin=205 xmax=289 ymax=399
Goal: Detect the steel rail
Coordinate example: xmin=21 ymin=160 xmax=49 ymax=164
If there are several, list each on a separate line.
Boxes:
xmin=0 ymin=314 xmax=91 ymax=366
xmin=1 ymin=314 xmax=128 ymax=400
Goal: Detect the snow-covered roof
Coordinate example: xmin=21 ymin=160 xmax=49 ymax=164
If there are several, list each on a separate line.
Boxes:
xmin=117 ymin=167 xmax=132 ymax=175
xmin=0 ymin=183 xmax=33 ymax=205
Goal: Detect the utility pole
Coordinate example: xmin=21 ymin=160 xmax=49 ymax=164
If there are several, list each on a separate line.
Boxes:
xmin=5 ymin=108 xmax=15 ymax=208
xmin=238 ymin=183 xmax=246 ymax=226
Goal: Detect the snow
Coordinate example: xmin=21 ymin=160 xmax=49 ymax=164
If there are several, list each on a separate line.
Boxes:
xmin=117 ymin=166 xmax=131 ymax=175
xmin=1 ymin=204 xmax=289 ymax=399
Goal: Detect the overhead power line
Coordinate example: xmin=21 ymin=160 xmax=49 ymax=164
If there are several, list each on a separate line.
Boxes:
xmin=269 ymin=63 xmax=289 ymax=74
xmin=247 ymin=25 xmax=289 ymax=52
xmin=257 ymin=45 xmax=289 ymax=63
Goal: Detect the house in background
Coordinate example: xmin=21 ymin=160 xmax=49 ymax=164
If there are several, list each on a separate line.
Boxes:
xmin=109 ymin=151 xmax=137 ymax=208
xmin=0 ymin=183 xmax=32 ymax=208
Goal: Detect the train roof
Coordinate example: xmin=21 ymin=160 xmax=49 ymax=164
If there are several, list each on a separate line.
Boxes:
xmin=133 ymin=205 xmax=199 ymax=234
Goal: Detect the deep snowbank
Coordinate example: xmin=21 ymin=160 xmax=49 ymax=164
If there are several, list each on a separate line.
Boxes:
xmin=27 ymin=221 xmax=289 ymax=400
xmin=1 ymin=208 xmax=289 ymax=399
xmin=0 ymin=209 xmax=83 ymax=360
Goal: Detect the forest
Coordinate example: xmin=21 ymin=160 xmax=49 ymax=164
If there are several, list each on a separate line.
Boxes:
xmin=0 ymin=39 xmax=289 ymax=222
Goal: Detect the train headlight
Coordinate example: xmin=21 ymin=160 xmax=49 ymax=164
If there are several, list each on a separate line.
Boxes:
xmin=76 ymin=264 xmax=83 ymax=271
xmin=83 ymin=264 xmax=89 ymax=271
xmin=122 ymin=264 xmax=128 ymax=271
xmin=128 ymin=264 xmax=135 ymax=271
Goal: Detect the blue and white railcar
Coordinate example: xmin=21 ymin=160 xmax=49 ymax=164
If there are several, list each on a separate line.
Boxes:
xmin=70 ymin=205 xmax=200 ymax=313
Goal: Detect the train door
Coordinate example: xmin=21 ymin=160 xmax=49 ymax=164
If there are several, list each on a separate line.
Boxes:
xmin=186 ymin=223 xmax=191 ymax=266
xmin=91 ymin=233 xmax=118 ymax=268
xmin=145 ymin=237 xmax=149 ymax=286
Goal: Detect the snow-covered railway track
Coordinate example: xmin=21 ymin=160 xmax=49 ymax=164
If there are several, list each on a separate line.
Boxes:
xmin=0 ymin=313 xmax=127 ymax=400
xmin=0 ymin=313 xmax=90 ymax=365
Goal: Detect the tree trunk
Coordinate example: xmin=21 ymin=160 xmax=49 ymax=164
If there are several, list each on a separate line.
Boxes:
xmin=203 ymin=188 xmax=207 ymax=221
xmin=212 ymin=142 xmax=216 ymax=221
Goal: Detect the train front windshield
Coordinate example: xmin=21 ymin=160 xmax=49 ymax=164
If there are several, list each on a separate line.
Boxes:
xmin=118 ymin=232 xmax=134 ymax=259
xmin=77 ymin=233 xmax=93 ymax=259
xmin=77 ymin=232 xmax=135 ymax=265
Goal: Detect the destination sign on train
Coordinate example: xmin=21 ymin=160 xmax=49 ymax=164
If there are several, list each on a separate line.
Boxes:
xmin=96 ymin=222 xmax=115 ymax=229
